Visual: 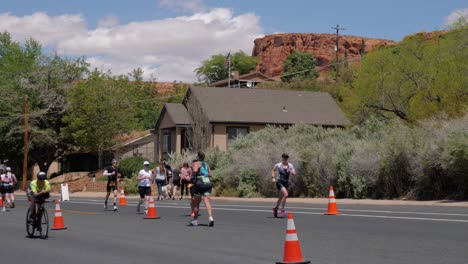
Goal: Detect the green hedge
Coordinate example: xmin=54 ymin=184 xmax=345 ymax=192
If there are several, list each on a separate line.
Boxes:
xmin=119 ymin=157 xmax=156 ymax=179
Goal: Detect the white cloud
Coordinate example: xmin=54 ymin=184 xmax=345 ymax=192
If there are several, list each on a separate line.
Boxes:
xmin=0 ymin=12 xmax=86 ymax=45
xmin=444 ymin=8 xmax=468 ymax=27
xmin=159 ymin=0 xmax=206 ymax=13
xmin=0 ymin=9 xmax=263 ymax=82
xmin=98 ymin=16 xmax=119 ymax=28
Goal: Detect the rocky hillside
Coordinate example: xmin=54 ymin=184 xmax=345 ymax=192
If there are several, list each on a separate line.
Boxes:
xmin=252 ymin=33 xmax=396 ymax=77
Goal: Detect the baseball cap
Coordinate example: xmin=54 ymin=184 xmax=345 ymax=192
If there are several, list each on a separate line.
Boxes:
xmin=143 ymin=161 xmax=150 ymax=166
xmin=6 ymin=167 xmax=11 ymax=171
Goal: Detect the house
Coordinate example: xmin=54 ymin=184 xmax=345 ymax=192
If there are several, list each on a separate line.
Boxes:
xmin=153 ymin=86 xmax=350 ymax=161
xmin=111 ymin=130 xmax=155 ymax=161
xmin=209 ymin=71 xmax=277 ymax=88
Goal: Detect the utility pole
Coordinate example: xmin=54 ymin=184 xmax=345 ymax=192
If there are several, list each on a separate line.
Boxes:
xmin=332 ymin=24 xmax=345 ymax=77
xmin=22 ymin=96 xmax=29 ymax=191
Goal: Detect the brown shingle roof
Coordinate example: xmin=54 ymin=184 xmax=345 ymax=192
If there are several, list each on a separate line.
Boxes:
xmin=189 ymin=86 xmax=350 ymax=126
xmin=155 ymin=103 xmax=192 ymax=130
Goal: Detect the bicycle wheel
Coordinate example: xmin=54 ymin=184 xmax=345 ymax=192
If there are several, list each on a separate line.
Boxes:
xmin=26 ymin=208 xmax=35 ymax=237
xmin=39 ymin=209 xmax=49 ymax=239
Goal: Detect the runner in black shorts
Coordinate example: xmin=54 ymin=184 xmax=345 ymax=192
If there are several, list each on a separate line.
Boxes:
xmin=104 ymin=159 xmax=121 ymax=211
xmin=272 ymin=153 xmax=296 ymax=218
xmin=137 ymin=161 xmax=153 ymax=214
xmin=189 ymin=151 xmax=214 ymax=227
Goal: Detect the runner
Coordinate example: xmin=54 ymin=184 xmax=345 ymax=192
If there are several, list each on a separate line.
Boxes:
xmin=190 ymin=151 xmax=214 ymax=227
xmin=271 ymin=153 xmax=296 ymax=218
xmin=104 ymin=159 xmax=121 ymax=211
xmin=137 ymin=161 xmax=153 ymax=214
xmin=1 ymin=167 xmax=17 ymax=211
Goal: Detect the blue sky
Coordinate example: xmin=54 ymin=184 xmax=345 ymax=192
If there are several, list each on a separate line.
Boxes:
xmin=0 ymin=0 xmax=466 ymax=81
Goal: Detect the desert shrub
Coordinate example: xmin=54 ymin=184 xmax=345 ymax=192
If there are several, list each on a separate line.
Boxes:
xmin=123 ymin=175 xmax=139 ymax=195
xmin=203 ymin=114 xmax=468 ymax=199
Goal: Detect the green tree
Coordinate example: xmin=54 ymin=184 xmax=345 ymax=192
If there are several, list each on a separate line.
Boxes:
xmin=195 ymin=51 xmax=258 ymax=83
xmin=353 ymin=26 xmax=467 ymax=122
xmin=281 ymin=50 xmax=319 ymax=82
xmin=63 ymin=70 xmax=138 ymax=168
xmin=0 ymin=32 xmax=89 ymax=175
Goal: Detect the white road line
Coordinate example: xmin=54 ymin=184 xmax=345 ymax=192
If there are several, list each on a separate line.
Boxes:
xmin=44 ymin=199 xmax=468 ymax=224
xmin=15 ymin=198 xmax=468 ymax=222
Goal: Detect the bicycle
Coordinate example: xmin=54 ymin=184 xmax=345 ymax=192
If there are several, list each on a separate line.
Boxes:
xmin=26 ymin=199 xmax=49 ymax=239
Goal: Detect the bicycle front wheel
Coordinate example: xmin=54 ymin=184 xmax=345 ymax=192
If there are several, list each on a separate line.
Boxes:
xmin=39 ymin=209 xmax=49 ymax=239
xmin=26 ymin=208 xmax=35 ymax=237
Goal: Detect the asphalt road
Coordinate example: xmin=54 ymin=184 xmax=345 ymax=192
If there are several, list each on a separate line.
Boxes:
xmin=1 ymin=196 xmax=467 ymax=264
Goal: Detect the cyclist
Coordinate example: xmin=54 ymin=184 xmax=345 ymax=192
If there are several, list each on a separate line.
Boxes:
xmin=1 ymin=167 xmax=17 ymax=211
xmin=104 ymin=159 xmax=121 ymax=211
xmin=190 ymin=151 xmax=214 ymax=227
xmin=137 ymin=161 xmax=153 ymax=214
xmin=29 ymin=172 xmax=51 ymax=220
xmin=272 ymin=153 xmax=296 ymax=218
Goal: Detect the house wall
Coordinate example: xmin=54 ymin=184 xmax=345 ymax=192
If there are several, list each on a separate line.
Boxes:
xmin=117 ymin=134 xmax=155 ymax=162
xmin=212 ymin=123 xmax=265 ymax=151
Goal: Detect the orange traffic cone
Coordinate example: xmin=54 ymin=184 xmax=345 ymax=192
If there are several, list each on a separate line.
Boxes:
xmin=0 ymin=195 xmax=3 ymax=206
xmin=143 ymin=195 xmax=160 ymax=219
xmin=324 ymin=186 xmax=341 ymax=215
xmin=119 ymin=187 xmax=128 ymax=206
xmin=51 ymin=200 xmax=68 ymax=230
xmin=276 ymin=213 xmax=310 ymax=264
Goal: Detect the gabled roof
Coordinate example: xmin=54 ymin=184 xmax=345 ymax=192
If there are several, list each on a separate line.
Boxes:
xmin=155 ymin=103 xmax=192 ymax=130
xmin=210 ymin=71 xmax=277 ymax=87
xmin=187 ymin=86 xmax=350 ymax=126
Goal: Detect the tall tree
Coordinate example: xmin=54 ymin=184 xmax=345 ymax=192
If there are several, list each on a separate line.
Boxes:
xmin=195 ymin=51 xmax=258 ymax=83
xmin=281 ymin=50 xmax=319 ymax=82
xmin=62 ymin=70 xmax=138 ymax=168
xmin=0 ymin=32 xmax=89 ymax=175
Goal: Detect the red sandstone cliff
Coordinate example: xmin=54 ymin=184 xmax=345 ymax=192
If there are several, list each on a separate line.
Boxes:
xmin=252 ymin=33 xmax=396 ymax=78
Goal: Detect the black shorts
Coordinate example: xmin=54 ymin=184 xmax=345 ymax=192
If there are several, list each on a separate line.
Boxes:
xmin=172 ymin=178 xmax=180 ymax=186
xmin=0 ymin=185 xmax=14 ymax=194
xmin=194 ymin=182 xmax=212 ymax=196
xmin=189 ymin=185 xmax=195 ymax=197
xmin=106 ymin=182 xmax=118 ymax=192
xmin=138 ymin=186 xmax=151 ymax=198
xmin=276 ymin=179 xmax=289 ymax=191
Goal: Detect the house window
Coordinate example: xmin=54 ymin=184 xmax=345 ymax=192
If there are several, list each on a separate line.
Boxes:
xmin=227 ymin=127 xmax=249 ymax=145
xmin=163 ymin=131 xmax=171 ymax=155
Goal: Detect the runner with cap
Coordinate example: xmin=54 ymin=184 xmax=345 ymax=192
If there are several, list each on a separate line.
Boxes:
xmin=104 ymin=159 xmax=121 ymax=211
xmin=272 ymin=153 xmax=296 ymax=218
xmin=137 ymin=161 xmax=153 ymax=214
xmin=1 ymin=167 xmax=17 ymax=210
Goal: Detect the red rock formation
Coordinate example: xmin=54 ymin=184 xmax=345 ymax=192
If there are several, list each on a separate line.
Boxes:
xmin=252 ymin=33 xmax=396 ymax=78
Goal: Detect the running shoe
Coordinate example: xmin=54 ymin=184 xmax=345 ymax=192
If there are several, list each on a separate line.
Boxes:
xmin=1 ymin=207 xmax=5 ymax=212
xmin=209 ymin=216 xmax=214 ymax=227
xmin=10 ymin=202 xmax=15 ymax=208
xmin=144 ymin=209 xmax=148 ymax=215
xmin=104 ymin=201 xmax=108 ymax=210
xmin=280 ymin=209 xmax=287 ymax=217
xmin=189 ymin=219 xmax=198 ymax=226
xmin=113 ymin=205 xmax=118 ymax=211
xmin=273 ymin=207 xmax=278 ymax=218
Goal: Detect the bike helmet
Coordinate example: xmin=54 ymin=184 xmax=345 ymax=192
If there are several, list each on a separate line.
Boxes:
xmin=37 ymin=171 xmax=47 ymax=180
